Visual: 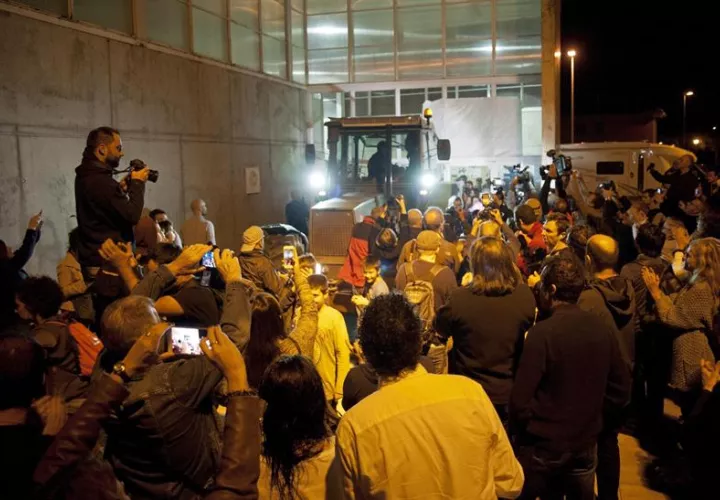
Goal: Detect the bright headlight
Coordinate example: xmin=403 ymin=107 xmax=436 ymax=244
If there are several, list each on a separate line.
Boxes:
xmin=309 ymin=171 xmax=326 ymax=189
xmin=420 ymin=173 xmax=436 ymax=188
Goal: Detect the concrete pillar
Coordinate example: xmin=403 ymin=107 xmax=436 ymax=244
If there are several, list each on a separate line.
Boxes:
xmin=541 ymin=0 xmax=561 ymax=157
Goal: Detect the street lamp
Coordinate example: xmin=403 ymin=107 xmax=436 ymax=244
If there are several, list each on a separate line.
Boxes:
xmin=567 ymin=50 xmax=577 ymax=143
xmin=683 ymin=90 xmax=694 ymax=147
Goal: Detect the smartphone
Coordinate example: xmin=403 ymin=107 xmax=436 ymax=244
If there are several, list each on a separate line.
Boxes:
xmin=283 ymin=245 xmax=296 ymax=267
xmin=201 ymin=250 xmax=216 ymax=268
xmin=170 ymin=327 xmax=207 ymax=356
xmin=314 ymin=262 xmax=323 ymax=275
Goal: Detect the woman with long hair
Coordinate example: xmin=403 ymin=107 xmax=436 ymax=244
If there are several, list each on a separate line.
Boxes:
xmin=258 ymin=356 xmax=342 ymax=499
xmin=244 ymin=263 xmax=318 ymax=389
xmin=436 ymin=236 xmax=536 ymax=422
xmin=642 ymin=237 xmax=720 ymax=414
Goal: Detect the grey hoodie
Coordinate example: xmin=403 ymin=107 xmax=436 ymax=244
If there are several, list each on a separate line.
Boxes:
xmin=578 ymin=276 xmax=637 ymax=368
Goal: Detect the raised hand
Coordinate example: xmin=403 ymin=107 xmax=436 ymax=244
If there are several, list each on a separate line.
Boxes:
xmin=213 ymin=248 xmax=241 ymax=283
xmin=121 ymin=322 xmax=173 ymax=378
xmin=167 ymin=244 xmax=213 ymax=276
xmin=28 ymin=210 xmax=44 ymax=231
xmin=200 ymin=326 xmax=249 ymax=392
xmin=99 ymin=239 xmax=133 ymax=268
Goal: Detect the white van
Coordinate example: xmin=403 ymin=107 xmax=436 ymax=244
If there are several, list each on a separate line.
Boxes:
xmin=556 ymin=142 xmax=696 ymax=196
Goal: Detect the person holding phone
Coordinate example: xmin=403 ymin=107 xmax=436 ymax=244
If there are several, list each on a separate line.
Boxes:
xmin=58 ymin=247 xmax=254 ymax=499
xmin=0 ymin=210 xmax=43 ymax=331
xmin=238 ymin=226 xmax=295 ymax=315
xmin=100 ymin=241 xmax=221 ymax=327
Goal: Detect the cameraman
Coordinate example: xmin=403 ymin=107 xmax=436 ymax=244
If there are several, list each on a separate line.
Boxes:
xmin=75 ymin=127 xmax=151 ymax=269
xmin=648 ymin=155 xmax=700 ymax=229
xmin=539 ymin=164 xmax=568 ymax=217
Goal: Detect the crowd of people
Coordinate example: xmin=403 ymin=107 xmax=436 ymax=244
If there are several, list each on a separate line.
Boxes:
xmin=1 ymin=126 xmax=719 ymax=500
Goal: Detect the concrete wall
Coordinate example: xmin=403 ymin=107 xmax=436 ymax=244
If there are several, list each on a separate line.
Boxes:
xmin=0 ymin=11 xmax=307 ymax=277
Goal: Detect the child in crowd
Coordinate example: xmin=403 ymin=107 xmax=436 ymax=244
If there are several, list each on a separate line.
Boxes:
xmin=351 ymin=256 xmax=389 ymax=318
xmin=308 ymin=274 xmax=351 ymax=409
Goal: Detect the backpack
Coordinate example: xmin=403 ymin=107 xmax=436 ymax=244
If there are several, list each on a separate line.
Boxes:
xmin=66 ymin=322 xmax=104 ymax=377
xmin=402 ymin=262 xmax=444 ymax=348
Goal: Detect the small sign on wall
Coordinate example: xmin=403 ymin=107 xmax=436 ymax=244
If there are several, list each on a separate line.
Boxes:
xmin=245 ymin=167 xmax=260 ymax=194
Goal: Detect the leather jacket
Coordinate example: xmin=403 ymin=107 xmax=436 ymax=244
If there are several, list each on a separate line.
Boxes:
xmin=34 ymin=375 xmax=264 ymax=500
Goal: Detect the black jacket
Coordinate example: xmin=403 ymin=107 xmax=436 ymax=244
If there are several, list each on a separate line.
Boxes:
xmin=436 ymin=284 xmax=536 ymax=405
xmin=74 ymin=158 xmax=145 ymax=267
xmin=578 ymin=276 xmax=636 ymax=368
xmin=510 ymin=304 xmax=631 ymax=451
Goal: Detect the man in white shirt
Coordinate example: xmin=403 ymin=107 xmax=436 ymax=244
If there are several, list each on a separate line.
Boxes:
xmin=336 ymin=293 xmax=524 ymax=500
xmin=180 ymin=199 xmax=216 ymax=246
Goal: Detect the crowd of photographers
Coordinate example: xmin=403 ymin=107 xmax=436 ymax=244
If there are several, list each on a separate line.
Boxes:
xmin=1 ymin=125 xmax=719 ymax=499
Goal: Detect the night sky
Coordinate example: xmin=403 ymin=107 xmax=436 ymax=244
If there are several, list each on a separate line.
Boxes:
xmin=561 ymin=0 xmax=719 ymax=142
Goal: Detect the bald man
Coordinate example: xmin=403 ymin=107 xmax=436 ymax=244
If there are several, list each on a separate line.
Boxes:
xmin=397 ymin=207 xmax=461 ymax=274
xmin=181 ymin=199 xmax=216 ymax=246
xmin=578 ymin=234 xmax=635 ymax=500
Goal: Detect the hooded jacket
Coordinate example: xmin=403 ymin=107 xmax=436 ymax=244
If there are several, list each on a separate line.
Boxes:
xmin=578 ymin=275 xmax=637 ymax=368
xmin=338 ymin=216 xmax=375 ymax=287
xmin=74 ymin=157 xmax=145 ymax=267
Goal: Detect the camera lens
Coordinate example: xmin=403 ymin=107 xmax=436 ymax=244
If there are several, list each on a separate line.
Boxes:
xmin=148 ymin=170 xmax=159 ymax=183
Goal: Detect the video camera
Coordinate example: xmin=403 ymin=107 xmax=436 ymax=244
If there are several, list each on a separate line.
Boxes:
xmin=540 ymin=149 xmax=573 ymax=181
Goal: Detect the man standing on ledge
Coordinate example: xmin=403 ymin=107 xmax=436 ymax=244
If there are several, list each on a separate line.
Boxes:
xmin=182 ymin=199 xmax=216 ymax=246
xmin=74 ymin=126 xmax=150 ymax=271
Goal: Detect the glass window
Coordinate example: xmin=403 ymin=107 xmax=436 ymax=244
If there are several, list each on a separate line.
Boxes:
xmin=292 ymin=46 xmax=307 ymax=84
xmin=354 ymin=44 xmax=394 ymax=82
xmin=145 ymin=0 xmax=190 ymax=50
xmin=307 ymin=0 xmax=347 ymax=15
xmin=445 ymin=3 xmax=492 ymax=42
xmin=292 ymin=0 xmax=304 ymax=11
xmin=396 ymin=7 xmax=441 ymax=43
xmin=447 ymin=87 xmax=458 ymax=99
xmin=353 ymin=10 xmax=394 ymax=47
xmin=308 ymin=48 xmax=348 ymax=83
xmin=398 ymin=42 xmax=442 ymax=79
xmin=371 ymin=90 xmax=395 ymax=116
xmin=495 ymin=36 xmax=541 ymax=75
xmin=74 ymin=0 xmax=132 ymax=34
xmin=597 ymin=162 xmax=624 ymax=175
xmin=230 ymin=0 xmax=258 ymax=29
xmin=496 ymin=0 xmax=541 ymax=38
xmin=446 ymin=39 xmax=492 ymax=77
xmin=428 ymin=87 xmax=442 ymax=101
xmin=291 ymin=9 xmax=305 ymax=47
xmin=351 ymin=0 xmax=392 ymax=10
xmin=193 ymin=0 xmax=226 ymax=15
xmin=497 ymin=84 xmax=522 ymax=98
xmin=355 ymin=91 xmax=370 ymax=116
xmin=15 ymin=0 xmax=67 ymax=15
xmin=523 ymin=84 xmax=542 ymax=106
xmin=263 ymin=35 xmax=287 ymax=78
xmin=396 ymin=0 xmax=441 ymax=6
xmin=261 ymin=0 xmax=286 ymax=39
xmin=193 ymin=8 xmax=228 ymax=60
xmin=231 ymin=22 xmax=260 ymax=69
xmin=400 ymin=88 xmax=425 ymax=115
xmin=307 ymin=14 xmax=348 ymax=49
xmin=458 ymin=85 xmax=488 ymax=98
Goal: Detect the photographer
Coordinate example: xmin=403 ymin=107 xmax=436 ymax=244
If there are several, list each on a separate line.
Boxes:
xmin=648 ymin=155 xmax=701 ymax=230
xmin=74 ymin=127 xmax=152 ymax=270
xmin=539 ymin=164 xmax=568 ymax=217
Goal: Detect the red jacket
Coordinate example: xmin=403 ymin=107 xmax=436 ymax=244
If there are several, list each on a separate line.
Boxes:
xmin=517 ymin=222 xmax=547 ymax=275
xmin=338 ymin=217 xmax=375 ymax=287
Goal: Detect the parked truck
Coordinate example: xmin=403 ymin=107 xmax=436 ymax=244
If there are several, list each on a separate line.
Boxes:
xmin=556 ymin=142 xmax=695 ymax=196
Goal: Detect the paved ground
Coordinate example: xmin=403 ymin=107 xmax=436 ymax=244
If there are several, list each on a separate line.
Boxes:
xmin=619 ymin=433 xmax=668 ymax=500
